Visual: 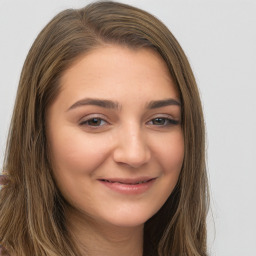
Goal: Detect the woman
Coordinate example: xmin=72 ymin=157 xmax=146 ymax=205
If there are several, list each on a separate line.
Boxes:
xmin=0 ymin=1 xmax=209 ymax=255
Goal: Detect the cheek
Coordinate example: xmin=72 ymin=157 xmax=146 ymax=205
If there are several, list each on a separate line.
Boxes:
xmin=155 ymin=130 xmax=184 ymax=174
xmin=155 ymin=131 xmax=184 ymax=197
xmin=48 ymin=127 xmax=111 ymax=186
xmin=48 ymin=131 xmax=112 ymax=209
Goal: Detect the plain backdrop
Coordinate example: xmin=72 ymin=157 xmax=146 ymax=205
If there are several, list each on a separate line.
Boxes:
xmin=0 ymin=0 xmax=255 ymax=255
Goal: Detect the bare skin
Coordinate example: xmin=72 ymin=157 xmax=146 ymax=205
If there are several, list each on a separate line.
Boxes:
xmin=0 ymin=175 xmax=7 ymax=186
xmin=66 ymin=206 xmax=143 ymax=256
xmin=47 ymin=45 xmax=184 ymax=255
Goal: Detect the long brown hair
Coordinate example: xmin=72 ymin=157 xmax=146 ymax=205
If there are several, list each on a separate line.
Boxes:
xmin=0 ymin=1 xmax=209 ymax=255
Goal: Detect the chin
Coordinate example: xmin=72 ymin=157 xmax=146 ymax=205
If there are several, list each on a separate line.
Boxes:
xmin=100 ymin=208 xmax=158 ymax=228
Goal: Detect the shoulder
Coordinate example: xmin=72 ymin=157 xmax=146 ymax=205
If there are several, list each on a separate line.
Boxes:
xmin=0 ymin=246 xmax=10 ymax=256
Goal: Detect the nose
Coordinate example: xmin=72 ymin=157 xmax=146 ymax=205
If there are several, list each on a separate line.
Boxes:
xmin=113 ymin=125 xmax=151 ymax=168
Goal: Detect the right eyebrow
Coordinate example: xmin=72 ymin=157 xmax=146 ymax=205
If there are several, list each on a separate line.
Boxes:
xmin=67 ymin=98 xmax=121 ymax=111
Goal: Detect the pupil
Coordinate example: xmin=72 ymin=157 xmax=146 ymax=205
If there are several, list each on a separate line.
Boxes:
xmin=153 ymin=118 xmax=165 ymax=125
xmin=89 ymin=118 xmax=101 ymax=126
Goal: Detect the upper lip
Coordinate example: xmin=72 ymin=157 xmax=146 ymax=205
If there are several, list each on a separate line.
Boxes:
xmin=98 ymin=177 xmax=156 ymax=184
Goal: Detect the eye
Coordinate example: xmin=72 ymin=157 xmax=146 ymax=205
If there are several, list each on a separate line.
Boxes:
xmin=147 ymin=117 xmax=179 ymax=126
xmin=80 ymin=117 xmax=107 ymax=127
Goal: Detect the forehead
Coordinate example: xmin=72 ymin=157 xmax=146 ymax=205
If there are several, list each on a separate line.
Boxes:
xmin=57 ymin=45 xmax=179 ymax=105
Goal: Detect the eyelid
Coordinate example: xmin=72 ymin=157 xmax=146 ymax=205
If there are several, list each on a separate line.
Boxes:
xmin=78 ymin=113 xmax=180 ymax=128
xmin=146 ymin=114 xmax=180 ymax=125
xmin=79 ymin=114 xmax=110 ymax=126
xmin=147 ymin=113 xmax=175 ymax=121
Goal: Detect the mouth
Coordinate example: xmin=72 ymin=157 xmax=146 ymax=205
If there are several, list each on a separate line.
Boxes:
xmin=99 ymin=178 xmax=155 ymax=185
xmin=98 ymin=177 xmax=156 ymax=194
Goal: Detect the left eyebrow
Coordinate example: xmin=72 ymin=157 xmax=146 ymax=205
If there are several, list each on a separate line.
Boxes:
xmin=146 ymin=98 xmax=181 ymax=109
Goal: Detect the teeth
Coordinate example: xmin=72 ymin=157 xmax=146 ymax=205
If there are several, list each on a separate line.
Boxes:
xmin=136 ymin=181 xmax=147 ymax=184
xmin=102 ymin=179 xmax=148 ymax=184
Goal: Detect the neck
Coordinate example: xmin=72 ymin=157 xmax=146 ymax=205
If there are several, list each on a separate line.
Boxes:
xmin=66 ymin=207 xmax=144 ymax=256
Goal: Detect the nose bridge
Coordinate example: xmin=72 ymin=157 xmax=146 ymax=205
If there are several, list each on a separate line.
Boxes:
xmin=113 ymin=122 xmax=151 ymax=168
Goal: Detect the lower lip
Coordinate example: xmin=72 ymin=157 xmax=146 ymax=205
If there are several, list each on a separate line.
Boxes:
xmin=99 ymin=179 xmax=156 ymax=195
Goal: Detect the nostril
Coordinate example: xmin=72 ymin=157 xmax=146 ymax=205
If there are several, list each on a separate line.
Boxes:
xmin=112 ymin=129 xmax=151 ymax=168
xmin=113 ymin=147 xmax=151 ymax=168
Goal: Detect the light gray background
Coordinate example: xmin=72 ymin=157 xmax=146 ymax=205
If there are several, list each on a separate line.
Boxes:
xmin=0 ymin=0 xmax=255 ymax=255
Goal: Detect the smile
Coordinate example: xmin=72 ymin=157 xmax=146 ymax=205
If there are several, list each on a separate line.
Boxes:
xmin=98 ymin=177 xmax=156 ymax=195
xmin=100 ymin=179 xmax=152 ymax=185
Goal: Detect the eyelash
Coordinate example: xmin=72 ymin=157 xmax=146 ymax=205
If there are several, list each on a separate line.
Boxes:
xmin=80 ymin=118 xmax=108 ymax=127
xmin=79 ymin=116 xmax=179 ymax=128
xmin=147 ymin=117 xmax=179 ymax=126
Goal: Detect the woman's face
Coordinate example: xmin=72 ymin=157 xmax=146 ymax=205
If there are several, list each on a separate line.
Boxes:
xmin=47 ymin=45 xmax=184 ymax=228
